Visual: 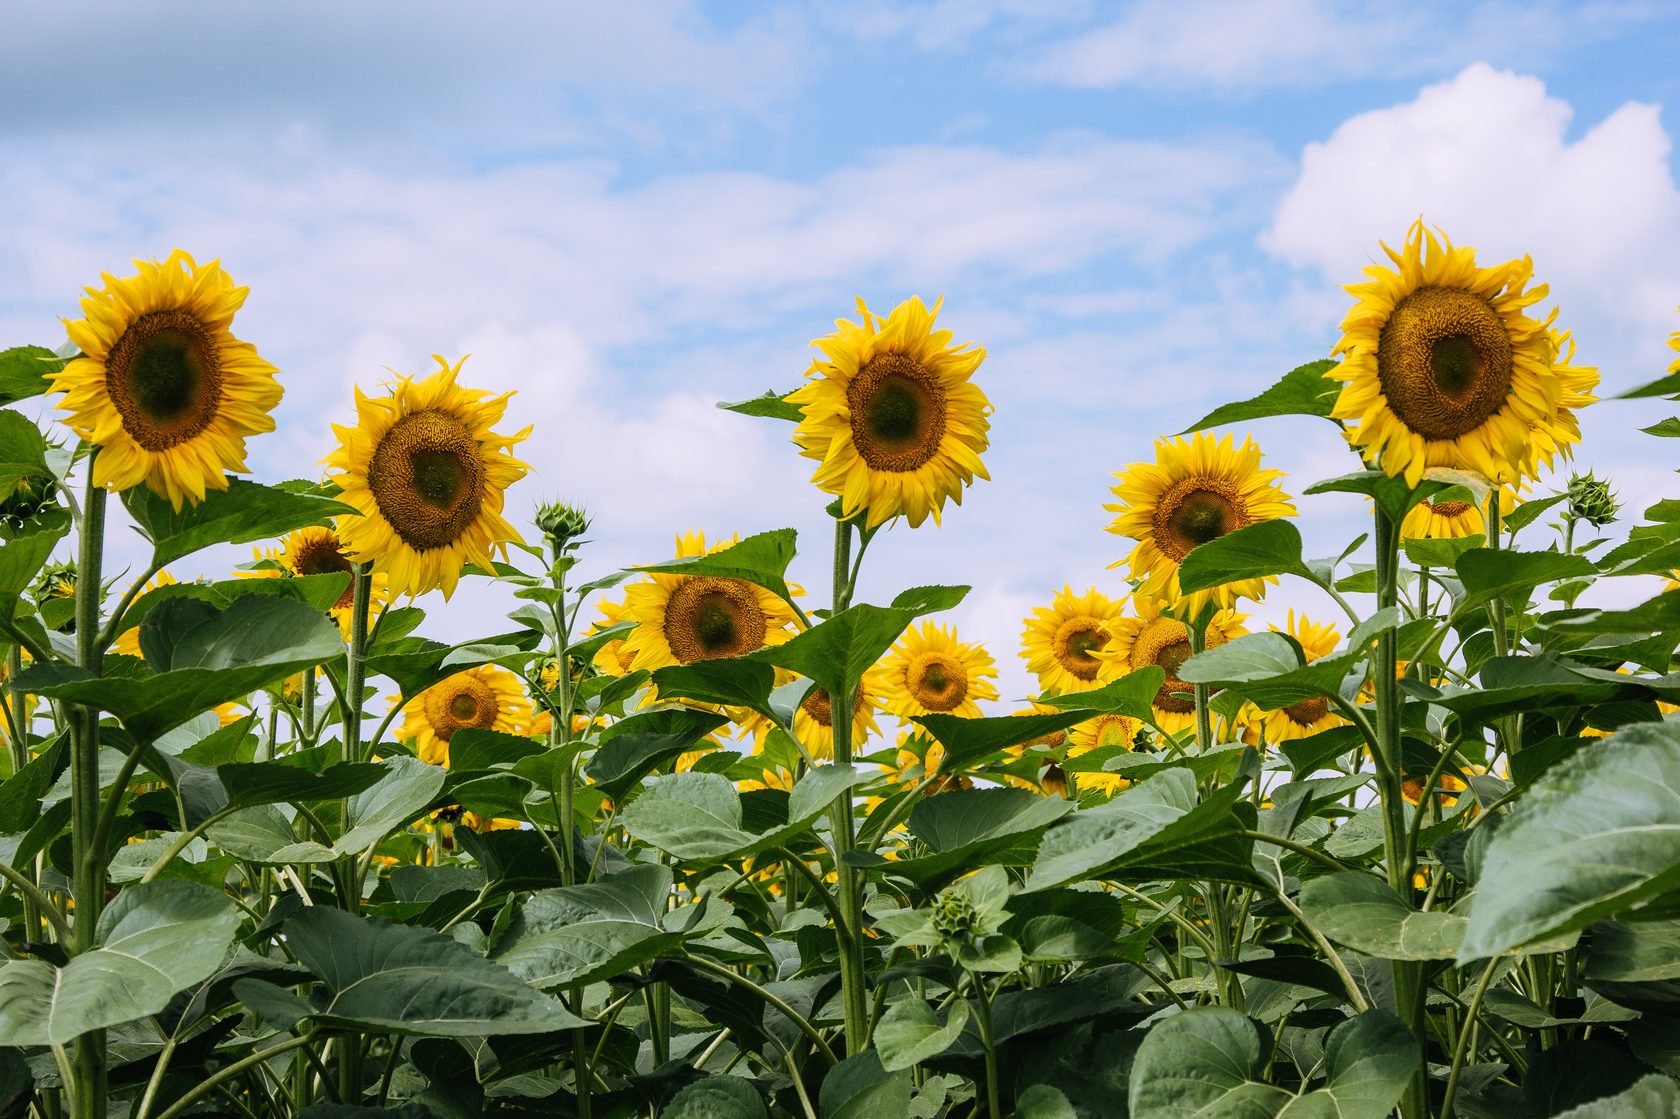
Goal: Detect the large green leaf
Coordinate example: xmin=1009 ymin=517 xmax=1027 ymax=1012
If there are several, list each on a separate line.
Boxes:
xmin=20 ymin=595 xmax=344 ymax=738
xmin=751 ymin=587 xmax=967 ymax=701
xmin=123 ymin=478 xmax=357 ymax=568
xmin=1128 ymin=1007 xmax=1416 ymax=1119
xmin=585 ymin=708 xmax=730 ymax=800
xmin=718 ymin=389 xmax=803 ymax=423
xmin=493 ymin=865 xmax=686 ymax=989
xmin=1551 ymin=1075 xmax=1680 ymax=1117
xmin=881 ymin=788 xmax=1074 ymax=889
xmin=0 ymin=881 xmax=241 ymax=1045
xmin=0 ymin=345 xmax=62 ymax=405
xmin=1031 ymin=667 xmax=1165 ymax=719
xmin=207 ymin=755 xmax=445 ymax=863
xmin=912 ymin=709 xmax=1096 ymax=772
xmin=875 ymin=997 xmax=970 ymax=1072
xmin=1179 ymin=360 xmax=1340 ymax=434
xmin=621 ymin=767 xmax=865 ymax=862
xmin=1585 ymin=918 xmax=1680 ymax=983
xmin=1297 ymin=872 xmax=1466 ymax=960
xmin=1459 ymin=721 xmax=1680 ymax=960
xmin=0 ymin=410 xmax=49 ymax=497
xmin=1179 ymin=634 xmax=1360 ymax=710
xmin=244 ymin=907 xmax=587 ymax=1035
xmin=662 ymin=1076 xmax=769 ymax=1119
xmin=1027 ymin=767 xmax=1255 ymax=890
xmin=651 ymin=659 xmax=777 ymax=715
xmin=0 ymin=506 xmax=70 ymax=620
xmin=820 ymin=1053 xmax=913 ymax=1119
xmin=1455 ymin=548 xmax=1595 ymax=609
xmin=1177 ymin=520 xmax=1314 ymax=595
xmin=635 ymin=529 xmax=799 ymax=605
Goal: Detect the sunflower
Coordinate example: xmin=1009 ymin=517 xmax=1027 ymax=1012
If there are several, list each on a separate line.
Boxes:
xmin=111 ymin=570 xmax=181 ymax=657
xmin=788 ymin=296 xmax=990 ymax=529
xmin=396 ymin=665 xmax=533 ymax=767
xmin=1329 ymin=220 xmax=1596 ymax=487
xmin=877 ymin=732 xmax=971 ymax=796
xmin=589 ymin=595 xmax=637 ymax=677
xmin=1000 ymin=704 xmax=1071 ymax=793
xmin=620 ymin=531 xmax=801 ymax=673
xmin=1103 ymin=592 xmax=1247 ymax=735
xmin=1513 ymin=327 xmax=1599 ymax=481
xmin=786 ymin=681 xmax=880 ymax=762
xmin=871 ymin=621 xmax=999 ymax=722
xmin=1021 ymin=586 xmax=1125 ymax=696
xmin=325 ymin=355 xmax=530 ymax=599
xmin=49 ymin=251 xmax=283 ymax=509
xmin=246 ymin=526 xmax=391 ymax=639
xmin=1252 ymin=611 xmax=1347 ymax=745
xmin=1106 ymin=433 xmax=1295 ymax=615
xmin=1065 ymin=713 xmax=1139 ymax=796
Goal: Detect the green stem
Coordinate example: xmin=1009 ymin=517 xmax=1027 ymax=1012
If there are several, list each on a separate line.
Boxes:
xmin=5 ymin=645 xmax=42 ymax=943
xmin=682 ymin=951 xmax=840 ymax=1066
xmin=150 ymin=1031 xmax=320 ymax=1119
xmin=972 ymin=977 xmax=1002 ymax=1119
xmin=547 ymin=555 xmax=591 ymax=1119
xmin=0 ymin=860 xmax=70 ymax=943
xmin=1441 ymin=963 xmax=1498 ymax=1119
xmin=826 ymin=517 xmax=869 ymax=1054
xmin=300 ymin=667 xmax=317 ymax=747
xmin=70 ymin=468 xmax=108 ymax=1119
xmin=1188 ymin=619 xmax=1213 ymax=751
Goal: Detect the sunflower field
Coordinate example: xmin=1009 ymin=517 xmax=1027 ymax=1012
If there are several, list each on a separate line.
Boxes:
xmin=2 ymin=225 xmax=1680 ymax=1119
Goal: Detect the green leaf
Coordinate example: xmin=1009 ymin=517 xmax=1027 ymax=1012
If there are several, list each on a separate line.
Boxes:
xmin=1013 ymin=1085 xmax=1077 ymax=1119
xmin=636 ymin=529 xmax=799 ymax=605
xmin=19 ymin=595 xmax=344 ymax=738
xmin=0 ymin=1047 xmax=30 ymax=1118
xmin=256 ymin=907 xmax=587 ymax=1035
xmin=494 ymin=865 xmax=686 ymax=989
xmin=1128 ymin=1007 xmax=1417 ymax=1119
xmin=1455 ymin=548 xmax=1595 ymax=609
xmin=0 ymin=881 xmax=241 ymax=1045
xmin=123 ymin=478 xmax=358 ymax=568
xmin=1545 ymin=590 xmax=1680 ymax=636
xmin=718 ymin=389 xmax=803 ymax=423
xmin=651 ymin=659 xmax=777 ymax=714
xmin=1028 ymin=768 xmax=1255 ymax=890
xmin=1297 ymin=872 xmax=1467 ymax=960
xmin=445 ymin=728 xmax=546 ymax=772
xmin=0 ymin=506 xmax=70 ymax=620
xmin=621 ymin=767 xmax=863 ymax=862
xmin=662 ymin=1076 xmax=769 ymax=1119
xmin=821 ymin=1053 xmax=913 ymax=1119
xmin=1032 ymin=667 xmax=1165 ymax=719
xmin=207 ymin=755 xmax=444 ymax=863
xmin=1459 ymin=721 xmax=1680 ymax=960
xmin=0 ymin=411 xmax=49 ymax=497
xmin=1585 ymin=918 xmax=1680 ymax=983
xmin=1179 ymin=360 xmax=1340 ymax=434
xmin=882 ymin=788 xmax=1074 ymax=890
xmin=1617 ymin=371 xmax=1680 ymax=399
xmin=912 ymin=709 xmax=1097 ymax=772
xmin=1305 ymin=471 xmax=1429 ymax=526
xmin=585 ymin=709 xmax=730 ymax=801
xmin=1402 ymin=534 xmax=1484 ymax=568
xmin=753 ymin=592 xmax=964 ymax=701
xmin=1179 ymin=634 xmax=1360 ymax=710
xmin=1177 ymin=520 xmax=1313 ymax=595
xmin=875 ymin=997 xmax=970 ymax=1072
xmin=0 ymin=345 xmax=63 ymax=405
xmin=1551 ymin=1075 xmax=1680 ymax=1118
xmin=1503 ymin=492 xmax=1569 ymax=533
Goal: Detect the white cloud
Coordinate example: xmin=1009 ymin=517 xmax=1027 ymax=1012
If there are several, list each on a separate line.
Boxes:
xmin=1262 ymin=63 xmax=1680 ymax=368
xmin=1021 ymin=0 xmax=1663 ymax=91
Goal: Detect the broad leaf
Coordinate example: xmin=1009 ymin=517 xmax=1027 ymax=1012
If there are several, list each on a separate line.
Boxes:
xmin=1455 ymin=548 xmax=1594 ymax=609
xmin=1298 ymin=872 xmax=1467 ymax=960
xmin=820 ymin=1052 xmax=913 ymax=1119
xmin=912 ymin=709 xmax=1096 ymax=772
xmin=636 ymin=529 xmax=799 ymax=605
xmin=1459 ymin=721 xmax=1680 ymax=960
xmin=123 ymin=478 xmax=357 ymax=567
xmin=0 ymin=344 xmax=62 ymax=405
xmin=718 ymin=390 xmax=802 ymax=423
xmin=1177 ymin=520 xmax=1314 ymax=595
xmin=252 ymin=907 xmax=588 ymax=1035
xmin=1179 ymin=360 xmax=1340 ymax=433
xmin=0 ymin=881 xmax=241 ymax=1045
xmin=883 ymin=788 xmax=1074 ymax=889
xmin=663 ymin=1075 xmax=769 ymax=1118
xmin=1128 ymin=1007 xmax=1416 ymax=1119
xmin=875 ymin=997 xmax=970 ymax=1072
xmin=752 ymin=594 xmax=965 ymax=703
xmin=495 ymin=865 xmax=685 ymax=989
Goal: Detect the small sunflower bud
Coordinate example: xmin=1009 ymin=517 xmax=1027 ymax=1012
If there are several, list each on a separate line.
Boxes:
xmin=931 ymin=888 xmax=979 ymax=939
xmin=1566 ymin=471 xmax=1618 ymax=528
xmin=535 ymin=500 xmax=590 ymax=554
xmin=32 ymin=560 xmax=77 ymax=603
xmin=0 ymin=472 xmax=59 ymax=531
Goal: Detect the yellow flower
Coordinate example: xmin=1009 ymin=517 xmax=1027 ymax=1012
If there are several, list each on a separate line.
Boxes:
xmin=786 ymin=681 xmax=880 ymax=762
xmin=1254 ymin=611 xmax=1348 ymax=744
xmin=246 ymin=526 xmax=390 ymax=640
xmin=1329 ymin=220 xmax=1597 ymax=487
xmin=788 ymin=296 xmax=990 ymax=529
xmin=396 ymin=665 xmax=533 ymax=767
xmin=1399 ymin=487 xmax=1513 ymax=541
xmin=1020 ymin=586 xmax=1125 ymax=696
xmin=1000 ymin=704 xmax=1071 ymax=793
xmin=111 ymin=570 xmax=181 ymax=657
xmin=620 ymin=531 xmax=801 ymax=673
xmin=49 ymin=250 xmax=282 ymax=509
xmin=1104 ymin=592 xmax=1247 ymax=735
xmin=1066 ymin=713 xmax=1138 ymax=795
xmin=870 ymin=621 xmax=999 ymax=722
xmin=1106 ymin=433 xmax=1295 ymax=615
xmin=877 ymin=732 xmax=971 ymax=795
xmin=325 ymin=355 xmax=530 ymax=599
xmin=589 ymin=595 xmax=637 ymax=676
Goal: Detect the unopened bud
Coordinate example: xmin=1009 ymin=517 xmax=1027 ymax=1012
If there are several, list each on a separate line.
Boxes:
xmin=1566 ymin=471 xmax=1618 ymax=528
xmin=535 ymin=501 xmax=590 ymax=553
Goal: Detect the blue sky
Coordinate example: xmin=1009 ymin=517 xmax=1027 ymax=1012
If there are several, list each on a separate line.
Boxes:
xmin=4 ymin=0 xmax=1679 ymax=707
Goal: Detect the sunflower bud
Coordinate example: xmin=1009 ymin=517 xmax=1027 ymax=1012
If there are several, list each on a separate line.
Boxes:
xmin=931 ymin=888 xmax=979 ymax=939
xmin=1565 ymin=472 xmax=1618 ymax=528
xmin=0 ymin=472 xmax=58 ymax=531
xmin=535 ymin=500 xmax=590 ymax=554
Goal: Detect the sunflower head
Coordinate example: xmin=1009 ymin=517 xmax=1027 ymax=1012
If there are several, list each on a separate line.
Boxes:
xmin=49 ymin=251 xmax=283 ymax=509
xmin=1106 ymin=433 xmax=1295 ymax=615
xmin=325 ymin=355 xmax=530 ymax=599
xmin=1328 ymin=220 xmax=1597 ymax=487
xmin=788 ymin=296 xmax=991 ymax=529
xmin=791 ymin=681 xmax=879 ymax=761
xmin=1021 ymin=586 xmax=1125 ymax=696
xmin=1253 ymin=611 xmax=1348 ymax=744
xmin=249 ymin=525 xmax=391 ymax=639
xmin=1105 ymin=593 xmax=1246 ymax=734
xmin=396 ymin=665 xmax=533 ymax=767
xmin=871 ymin=621 xmax=1000 ymax=722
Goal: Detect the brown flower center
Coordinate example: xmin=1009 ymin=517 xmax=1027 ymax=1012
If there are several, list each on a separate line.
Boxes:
xmin=847 ymin=352 xmax=948 ymax=472
xmin=908 ymin=652 xmax=968 ymax=712
xmin=1132 ymin=616 xmax=1229 ymax=714
xmin=663 ymin=577 xmax=767 ymax=663
xmin=104 ymin=309 xmax=224 ymax=451
xmin=1430 ymin=499 xmax=1473 ymax=518
xmin=1053 ymin=617 xmax=1110 ymax=682
xmin=1283 ymin=697 xmax=1329 ymax=727
xmin=367 ymin=410 xmax=486 ymax=550
xmin=423 ymin=674 xmax=498 ymax=742
xmin=291 ymin=533 xmax=357 ymax=610
xmin=1152 ymin=478 xmax=1250 ymax=563
xmin=800 ymin=684 xmax=865 ymax=728
xmin=1378 ymin=286 xmax=1514 ymax=440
